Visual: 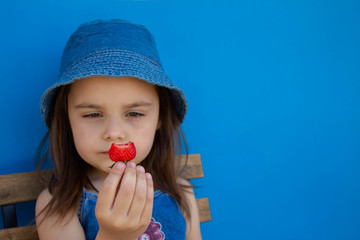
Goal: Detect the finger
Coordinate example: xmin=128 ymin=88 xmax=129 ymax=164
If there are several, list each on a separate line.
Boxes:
xmin=127 ymin=165 xmax=147 ymax=218
xmin=113 ymin=161 xmax=137 ymax=213
xmin=96 ymin=162 xmax=126 ymax=211
xmin=139 ymin=172 xmax=154 ymax=225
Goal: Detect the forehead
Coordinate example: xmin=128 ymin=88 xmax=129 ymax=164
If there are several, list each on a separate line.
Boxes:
xmin=68 ymin=76 xmax=158 ymax=102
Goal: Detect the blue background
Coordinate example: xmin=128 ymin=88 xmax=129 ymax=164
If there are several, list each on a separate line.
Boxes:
xmin=1 ymin=0 xmax=360 ymax=239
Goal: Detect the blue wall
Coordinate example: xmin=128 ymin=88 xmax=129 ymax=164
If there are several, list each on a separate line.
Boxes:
xmin=1 ymin=0 xmax=360 ymax=239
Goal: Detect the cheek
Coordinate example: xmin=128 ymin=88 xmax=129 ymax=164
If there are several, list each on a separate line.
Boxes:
xmin=69 ymin=121 xmax=94 ymax=157
xmin=134 ymin=127 xmax=158 ymax=163
xmin=71 ymin=129 xmax=88 ymax=156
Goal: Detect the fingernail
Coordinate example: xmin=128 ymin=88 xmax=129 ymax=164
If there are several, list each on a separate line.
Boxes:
xmin=137 ymin=165 xmax=145 ymax=173
xmin=146 ymin=173 xmax=152 ymax=180
xmin=115 ymin=162 xmax=125 ymax=169
xmin=128 ymin=161 xmax=136 ymax=168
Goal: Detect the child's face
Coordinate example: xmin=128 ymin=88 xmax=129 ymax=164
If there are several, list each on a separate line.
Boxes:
xmin=67 ymin=76 xmax=160 ymax=176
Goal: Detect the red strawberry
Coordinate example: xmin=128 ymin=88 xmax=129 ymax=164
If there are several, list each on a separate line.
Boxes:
xmin=109 ymin=142 xmax=136 ymax=168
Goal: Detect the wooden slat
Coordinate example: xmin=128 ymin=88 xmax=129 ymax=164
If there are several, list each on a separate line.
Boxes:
xmin=0 ymin=225 xmax=38 ymax=240
xmin=0 ymin=154 xmax=203 ymax=205
xmin=197 ymin=197 xmax=212 ymax=223
xmin=0 ymin=199 xmax=211 ymax=240
xmin=0 ymin=170 xmax=52 ymax=205
xmin=0 ymin=198 xmax=211 ymax=240
xmin=0 ymin=153 xmax=210 ymax=238
xmin=179 ymin=154 xmax=204 ymax=179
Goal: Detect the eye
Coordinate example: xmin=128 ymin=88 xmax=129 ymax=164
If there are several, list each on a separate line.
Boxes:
xmin=127 ymin=112 xmax=144 ymax=118
xmin=84 ymin=113 xmax=102 ymax=118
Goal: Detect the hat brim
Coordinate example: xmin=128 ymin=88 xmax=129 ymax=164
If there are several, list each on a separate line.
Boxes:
xmin=40 ymin=49 xmax=187 ymax=128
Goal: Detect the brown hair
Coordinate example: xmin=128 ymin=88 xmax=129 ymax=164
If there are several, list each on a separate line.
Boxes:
xmin=36 ymin=83 xmax=191 ymax=224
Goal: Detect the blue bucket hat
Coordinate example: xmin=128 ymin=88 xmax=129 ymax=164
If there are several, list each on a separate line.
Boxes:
xmin=40 ymin=19 xmax=187 ymax=128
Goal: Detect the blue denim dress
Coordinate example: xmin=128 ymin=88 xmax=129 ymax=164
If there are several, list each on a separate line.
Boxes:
xmin=78 ymin=188 xmax=186 ymax=240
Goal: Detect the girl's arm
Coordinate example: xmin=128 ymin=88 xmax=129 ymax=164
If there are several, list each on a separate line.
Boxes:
xmin=36 ymin=189 xmax=86 ymax=240
xmin=178 ymin=178 xmax=203 ymax=240
xmin=36 ymin=162 xmax=153 ymax=240
xmin=95 ymin=162 xmax=154 ymax=240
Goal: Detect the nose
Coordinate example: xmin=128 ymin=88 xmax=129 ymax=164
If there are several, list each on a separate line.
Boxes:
xmin=102 ymin=116 xmax=126 ymax=142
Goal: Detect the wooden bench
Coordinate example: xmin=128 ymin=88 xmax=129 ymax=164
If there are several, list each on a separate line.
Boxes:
xmin=0 ymin=154 xmax=211 ymax=240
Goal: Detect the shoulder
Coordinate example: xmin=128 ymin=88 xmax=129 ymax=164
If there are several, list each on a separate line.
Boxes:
xmin=176 ymin=176 xmax=191 ymax=186
xmin=176 ymin=177 xmax=203 ymax=240
xmin=36 ymin=188 xmax=85 ymax=240
xmin=36 ymin=188 xmax=52 ymax=212
xmin=176 ymin=177 xmax=197 ymax=206
xmin=35 ymin=188 xmax=54 ymax=223
xmin=176 ymin=177 xmax=195 ymax=205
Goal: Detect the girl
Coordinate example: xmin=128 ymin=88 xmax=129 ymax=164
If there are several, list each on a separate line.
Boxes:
xmin=35 ymin=19 xmax=202 ymax=240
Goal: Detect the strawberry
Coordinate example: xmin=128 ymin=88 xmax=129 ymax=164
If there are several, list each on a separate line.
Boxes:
xmin=108 ymin=142 xmax=136 ymax=168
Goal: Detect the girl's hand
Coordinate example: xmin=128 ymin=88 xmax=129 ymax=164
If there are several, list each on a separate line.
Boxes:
xmin=95 ymin=161 xmax=154 ymax=240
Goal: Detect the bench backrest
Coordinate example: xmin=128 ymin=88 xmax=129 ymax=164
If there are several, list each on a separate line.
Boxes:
xmin=0 ymin=154 xmax=211 ymax=240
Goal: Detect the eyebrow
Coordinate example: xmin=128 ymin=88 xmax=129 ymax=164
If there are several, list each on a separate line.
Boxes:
xmin=74 ymin=103 xmax=103 ymax=109
xmin=74 ymin=101 xmax=153 ymax=109
xmin=125 ymin=102 xmax=153 ymax=108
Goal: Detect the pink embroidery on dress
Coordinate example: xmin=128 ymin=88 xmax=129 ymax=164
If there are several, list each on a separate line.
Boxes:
xmin=138 ymin=218 xmax=165 ymax=240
